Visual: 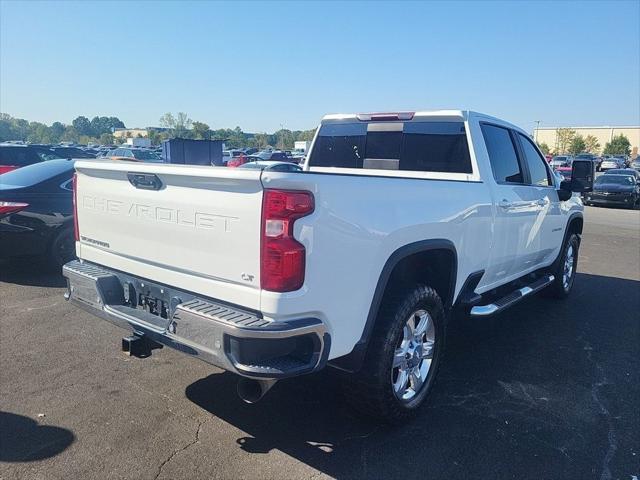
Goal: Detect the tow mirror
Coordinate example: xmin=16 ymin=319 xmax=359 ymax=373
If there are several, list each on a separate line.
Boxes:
xmin=558 ymin=182 xmax=573 ymax=201
xmin=570 ymin=160 xmax=595 ymax=192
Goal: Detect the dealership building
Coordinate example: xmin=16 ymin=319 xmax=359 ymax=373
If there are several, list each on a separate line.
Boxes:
xmin=533 ymin=126 xmax=640 ymax=156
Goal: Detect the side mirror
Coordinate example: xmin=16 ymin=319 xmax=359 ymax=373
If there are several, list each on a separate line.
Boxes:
xmin=570 ymin=160 xmax=595 ymax=192
xmin=558 ymin=181 xmax=573 ymax=201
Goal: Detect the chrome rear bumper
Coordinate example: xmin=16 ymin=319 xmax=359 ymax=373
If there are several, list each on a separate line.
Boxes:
xmin=63 ymin=260 xmax=330 ymax=379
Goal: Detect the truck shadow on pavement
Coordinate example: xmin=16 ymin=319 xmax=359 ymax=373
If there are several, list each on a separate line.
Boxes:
xmin=0 ymin=411 xmax=75 ymax=462
xmin=0 ymin=258 xmax=67 ymax=288
xmin=186 ymin=272 xmax=640 ymax=480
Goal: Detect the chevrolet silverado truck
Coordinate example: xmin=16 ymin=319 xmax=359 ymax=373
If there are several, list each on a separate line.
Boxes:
xmin=63 ymin=110 xmax=593 ymax=421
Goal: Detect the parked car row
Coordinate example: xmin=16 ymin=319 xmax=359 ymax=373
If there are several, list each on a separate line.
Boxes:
xmin=223 ymin=148 xmax=305 ymax=168
xmin=548 ymin=153 xmax=633 ymax=172
xmin=550 ymin=160 xmax=640 ymax=209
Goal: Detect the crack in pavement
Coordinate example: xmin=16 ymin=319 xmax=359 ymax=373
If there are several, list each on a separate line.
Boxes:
xmin=153 ymin=415 xmax=211 ymax=480
xmin=580 ymin=339 xmax=617 ymax=480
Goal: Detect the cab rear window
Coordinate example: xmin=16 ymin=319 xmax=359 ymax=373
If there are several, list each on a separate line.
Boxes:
xmin=308 ymin=121 xmax=472 ymax=173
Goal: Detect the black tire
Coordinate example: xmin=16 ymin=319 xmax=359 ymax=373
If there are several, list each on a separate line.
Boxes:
xmin=49 ymin=227 xmax=76 ymax=268
xmin=545 ymin=233 xmax=580 ymax=299
xmin=342 ymin=285 xmax=445 ymax=422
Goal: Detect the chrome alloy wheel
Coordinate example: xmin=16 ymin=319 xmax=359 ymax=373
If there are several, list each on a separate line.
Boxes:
xmin=391 ymin=309 xmax=436 ymax=401
xmin=563 ymin=244 xmax=575 ymax=291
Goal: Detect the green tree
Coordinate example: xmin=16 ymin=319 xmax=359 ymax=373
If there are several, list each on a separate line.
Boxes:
xmin=555 ymin=128 xmax=576 ymax=154
xmin=99 ymin=133 xmax=114 ymax=145
xmin=50 ymin=122 xmax=65 ymax=142
xmin=192 ymin=121 xmax=211 ymax=140
xmin=159 ymin=112 xmax=192 ymax=138
xmin=61 ymin=126 xmax=79 ymax=143
xmin=108 ymin=116 xmax=125 ymax=129
xmin=583 ymin=135 xmax=600 ymax=154
xmin=26 ymin=122 xmax=53 ymax=143
xmin=254 ymin=133 xmax=270 ymax=148
xmin=72 ymin=116 xmax=93 ymax=136
xmin=536 ymin=142 xmax=550 ymax=155
xmin=90 ymin=116 xmax=123 ymax=136
xmin=148 ymin=129 xmax=169 ymax=146
xmin=603 ymin=134 xmax=631 ymax=156
xmin=568 ymin=135 xmax=586 ymax=155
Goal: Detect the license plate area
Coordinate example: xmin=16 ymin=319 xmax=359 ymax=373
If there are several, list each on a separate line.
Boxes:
xmin=138 ymin=293 xmax=169 ymax=319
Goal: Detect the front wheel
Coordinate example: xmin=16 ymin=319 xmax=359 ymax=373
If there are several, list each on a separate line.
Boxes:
xmin=545 ymin=233 xmax=580 ymax=299
xmin=342 ymin=285 xmax=445 ymax=422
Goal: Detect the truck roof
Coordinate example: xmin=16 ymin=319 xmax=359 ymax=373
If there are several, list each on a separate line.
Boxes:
xmin=321 ymin=110 xmax=523 ymax=132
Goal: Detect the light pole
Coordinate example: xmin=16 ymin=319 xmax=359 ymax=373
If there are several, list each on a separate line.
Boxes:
xmin=534 ymin=120 xmax=541 ymax=142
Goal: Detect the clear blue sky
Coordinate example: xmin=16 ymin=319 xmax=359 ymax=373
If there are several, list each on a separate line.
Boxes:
xmin=1 ymin=0 xmax=639 ymax=133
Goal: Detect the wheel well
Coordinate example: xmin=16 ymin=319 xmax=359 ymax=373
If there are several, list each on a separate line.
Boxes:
xmin=568 ymin=216 xmax=583 ymax=236
xmin=328 ymin=244 xmax=457 ymax=373
xmin=383 ymin=249 xmax=456 ymax=310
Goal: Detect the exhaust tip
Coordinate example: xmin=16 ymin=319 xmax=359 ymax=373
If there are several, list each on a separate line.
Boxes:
xmin=237 ymin=378 xmax=277 ymax=404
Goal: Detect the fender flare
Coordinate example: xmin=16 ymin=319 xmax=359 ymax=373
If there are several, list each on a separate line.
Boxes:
xmin=329 ymin=239 xmax=457 ymax=373
xmin=550 ymin=212 xmax=583 ymax=272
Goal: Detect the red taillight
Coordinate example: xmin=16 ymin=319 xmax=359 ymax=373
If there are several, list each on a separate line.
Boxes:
xmin=0 ymin=165 xmax=18 ymax=175
xmin=72 ymin=173 xmax=79 ymax=241
xmin=0 ymin=201 xmax=29 ymax=216
xmin=261 ymin=189 xmax=314 ymax=292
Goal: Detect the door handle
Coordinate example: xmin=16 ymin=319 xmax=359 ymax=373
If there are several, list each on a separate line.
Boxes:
xmin=498 ymin=199 xmax=512 ymax=209
xmin=536 ymin=198 xmax=547 ymax=207
xmin=127 ymin=172 xmax=162 ymax=190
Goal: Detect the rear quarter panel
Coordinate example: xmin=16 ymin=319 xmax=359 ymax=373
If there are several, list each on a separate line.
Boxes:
xmin=260 ymin=171 xmax=493 ymax=358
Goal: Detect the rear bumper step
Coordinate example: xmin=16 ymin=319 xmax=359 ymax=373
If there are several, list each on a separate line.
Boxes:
xmin=470 ymin=275 xmax=555 ymax=317
xmin=63 ymin=259 xmax=329 ymax=379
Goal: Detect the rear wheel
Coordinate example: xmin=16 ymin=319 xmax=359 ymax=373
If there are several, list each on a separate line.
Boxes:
xmin=342 ymin=285 xmax=445 ymax=422
xmin=49 ymin=228 xmax=75 ymax=268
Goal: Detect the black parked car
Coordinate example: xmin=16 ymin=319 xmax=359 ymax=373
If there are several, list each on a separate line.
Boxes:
xmin=583 ymin=174 xmax=640 ymax=209
xmin=50 ymin=146 xmax=96 ymax=159
xmin=604 ymin=168 xmax=640 ymax=182
xmin=0 ymin=159 xmax=76 ymax=266
xmin=0 ymin=144 xmax=59 ymax=174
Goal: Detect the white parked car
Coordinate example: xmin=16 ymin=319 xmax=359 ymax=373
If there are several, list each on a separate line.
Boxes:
xmin=63 ymin=110 xmax=591 ymax=421
xmin=599 ymin=157 xmax=625 ymax=170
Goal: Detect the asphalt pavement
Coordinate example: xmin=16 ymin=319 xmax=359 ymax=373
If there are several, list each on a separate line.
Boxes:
xmin=1 ymin=206 xmax=638 ymax=480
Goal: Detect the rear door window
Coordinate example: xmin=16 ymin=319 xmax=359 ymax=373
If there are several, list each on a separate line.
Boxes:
xmin=480 ymin=124 xmax=524 ymax=184
xmin=308 ymin=121 xmax=472 ymax=173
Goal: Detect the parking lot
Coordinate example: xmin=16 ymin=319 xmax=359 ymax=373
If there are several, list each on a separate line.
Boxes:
xmin=0 ymin=206 xmax=638 ymax=480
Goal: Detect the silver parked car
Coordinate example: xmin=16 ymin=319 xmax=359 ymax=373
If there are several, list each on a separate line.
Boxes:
xmin=550 ymin=155 xmax=573 ymax=168
xmin=600 ymin=157 xmax=626 ymax=170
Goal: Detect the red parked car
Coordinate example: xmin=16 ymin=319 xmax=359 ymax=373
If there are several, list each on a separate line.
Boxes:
xmin=227 ymin=153 xmax=255 ymax=168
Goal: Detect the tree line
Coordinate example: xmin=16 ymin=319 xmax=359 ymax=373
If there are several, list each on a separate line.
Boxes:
xmin=0 ymin=112 xmax=317 ymax=150
xmin=0 ymin=113 xmax=125 ymax=146
xmin=536 ymin=128 xmax=632 ymax=156
xmin=154 ymin=112 xmax=316 ymax=149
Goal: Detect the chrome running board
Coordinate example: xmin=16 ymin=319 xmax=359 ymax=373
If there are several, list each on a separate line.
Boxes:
xmin=470 ymin=275 xmax=555 ymax=317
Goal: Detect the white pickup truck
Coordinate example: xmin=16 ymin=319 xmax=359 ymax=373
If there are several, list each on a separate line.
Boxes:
xmin=63 ymin=110 xmax=594 ymax=421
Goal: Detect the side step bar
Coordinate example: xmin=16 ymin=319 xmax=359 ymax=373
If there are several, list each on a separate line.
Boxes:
xmin=470 ymin=275 xmax=555 ymax=317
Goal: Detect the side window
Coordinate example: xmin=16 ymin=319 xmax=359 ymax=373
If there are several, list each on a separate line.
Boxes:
xmin=480 ymin=124 xmax=523 ymax=183
xmin=517 ymin=134 xmax=551 ymax=186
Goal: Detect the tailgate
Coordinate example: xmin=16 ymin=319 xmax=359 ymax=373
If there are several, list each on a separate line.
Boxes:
xmin=74 ymin=160 xmax=263 ymax=309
